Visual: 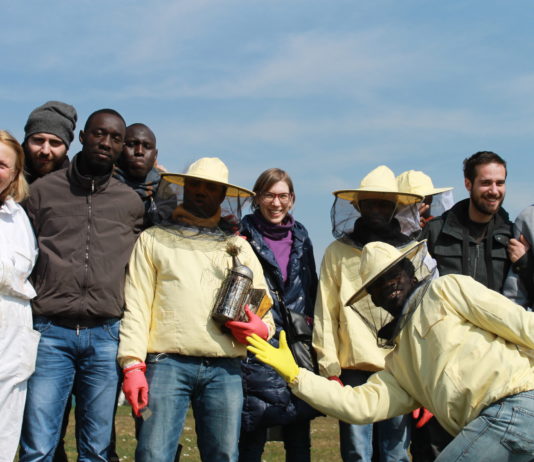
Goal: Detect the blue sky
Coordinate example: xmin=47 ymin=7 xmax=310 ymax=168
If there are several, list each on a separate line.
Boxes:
xmin=2 ymin=0 xmax=534 ymax=260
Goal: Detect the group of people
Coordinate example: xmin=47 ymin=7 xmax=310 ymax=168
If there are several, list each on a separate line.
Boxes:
xmin=1 ymin=99 xmax=534 ymax=462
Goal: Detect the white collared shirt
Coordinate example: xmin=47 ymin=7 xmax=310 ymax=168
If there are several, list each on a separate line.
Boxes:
xmin=0 ymin=198 xmax=38 ymax=300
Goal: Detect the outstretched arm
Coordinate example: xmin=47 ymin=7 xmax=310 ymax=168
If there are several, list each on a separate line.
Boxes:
xmin=247 ymin=331 xmax=418 ymax=425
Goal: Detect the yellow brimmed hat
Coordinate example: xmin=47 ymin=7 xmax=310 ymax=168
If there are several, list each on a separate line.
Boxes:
xmin=333 ymin=165 xmax=423 ymax=206
xmin=161 ymin=157 xmax=254 ymax=198
xmin=397 ymin=170 xmax=453 ymax=197
xmin=345 ymin=240 xmax=427 ymax=306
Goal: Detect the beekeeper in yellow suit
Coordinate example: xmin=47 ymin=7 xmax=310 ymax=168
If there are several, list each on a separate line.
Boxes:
xmin=248 ymin=240 xmax=534 ymax=461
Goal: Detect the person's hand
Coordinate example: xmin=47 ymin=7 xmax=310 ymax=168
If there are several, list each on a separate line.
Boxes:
xmin=412 ymin=407 xmax=433 ymax=428
xmin=508 ymin=235 xmax=531 ymax=263
xmin=0 ymin=260 xmax=34 ymax=298
xmin=247 ymin=330 xmax=299 ymax=383
xmin=225 ymin=305 xmax=268 ymax=344
xmin=418 ymin=203 xmax=430 ymax=227
xmin=122 ymin=363 xmax=149 ymax=417
xmin=328 ymin=376 xmax=344 ymax=386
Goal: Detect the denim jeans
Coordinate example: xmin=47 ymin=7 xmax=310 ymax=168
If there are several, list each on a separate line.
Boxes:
xmin=339 ymin=369 xmax=411 ymax=462
xmin=436 ymin=390 xmax=534 ymax=461
xmin=19 ymin=317 xmax=121 ymax=462
xmin=136 ymin=353 xmax=243 ymax=462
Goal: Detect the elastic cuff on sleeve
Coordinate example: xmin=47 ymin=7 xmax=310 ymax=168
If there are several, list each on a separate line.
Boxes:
xmin=123 ymin=362 xmax=146 ymax=374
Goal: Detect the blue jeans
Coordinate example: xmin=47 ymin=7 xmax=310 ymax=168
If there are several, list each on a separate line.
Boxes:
xmin=19 ymin=317 xmax=121 ymax=462
xmin=339 ymin=369 xmax=411 ymax=462
xmin=136 ymin=353 xmax=243 ymax=462
xmin=436 ymin=390 xmax=534 ymax=461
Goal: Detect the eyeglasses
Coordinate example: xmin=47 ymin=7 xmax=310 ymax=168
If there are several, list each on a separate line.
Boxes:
xmin=260 ymin=192 xmax=292 ymax=204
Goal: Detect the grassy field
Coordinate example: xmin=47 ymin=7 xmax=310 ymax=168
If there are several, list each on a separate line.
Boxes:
xmin=54 ymin=406 xmax=343 ymax=461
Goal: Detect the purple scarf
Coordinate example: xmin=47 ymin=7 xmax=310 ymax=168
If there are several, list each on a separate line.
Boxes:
xmin=251 ymin=210 xmax=294 ymax=282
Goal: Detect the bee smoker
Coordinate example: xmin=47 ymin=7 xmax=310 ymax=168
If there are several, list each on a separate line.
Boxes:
xmin=212 ymin=243 xmax=253 ymax=323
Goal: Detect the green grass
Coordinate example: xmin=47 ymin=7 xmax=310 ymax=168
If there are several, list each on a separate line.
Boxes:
xmin=50 ymin=406 xmax=343 ymax=461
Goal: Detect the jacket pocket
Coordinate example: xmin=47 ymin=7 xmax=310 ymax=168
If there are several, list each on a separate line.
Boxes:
xmin=1 ymin=324 xmax=40 ymax=382
xmin=433 ymin=241 xmax=463 ymax=259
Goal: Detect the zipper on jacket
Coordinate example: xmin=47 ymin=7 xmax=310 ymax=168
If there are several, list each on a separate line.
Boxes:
xmin=79 ymin=179 xmax=94 ymax=333
xmin=473 ymin=243 xmax=480 ymax=280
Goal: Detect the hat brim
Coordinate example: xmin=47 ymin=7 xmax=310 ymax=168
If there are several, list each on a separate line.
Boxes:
xmin=333 ymin=189 xmax=423 ymax=206
xmin=426 ymin=186 xmax=453 ymax=196
xmin=344 ymin=240 xmax=427 ymax=307
xmin=161 ymin=173 xmax=254 ymax=198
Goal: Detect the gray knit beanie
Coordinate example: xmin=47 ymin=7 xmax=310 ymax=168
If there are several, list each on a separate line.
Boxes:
xmin=24 ymin=101 xmax=78 ymax=147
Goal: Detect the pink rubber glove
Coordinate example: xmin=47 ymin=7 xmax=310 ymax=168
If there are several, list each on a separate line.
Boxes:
xmin=122 ymin=362 xmax=149 ymax=417
xmin=225 ymin=305 xmax=269 ymax=344
xmin=412 ymin=407 xmax=433 ymax=428
xmin=328 ymin=376 xmax=344 ymax=386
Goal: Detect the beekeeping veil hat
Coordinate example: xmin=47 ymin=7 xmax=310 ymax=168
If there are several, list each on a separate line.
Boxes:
xmin=346 ymin=240 xmax=426 ymax=306
xmin=152 ymin=157 xmax=253 ymax=239
xmin=345 ymin=240 xmax=435 ymax=347
xmin=163 ymin=157 xmax=254 ymax=198
xmin=396 ymin=170 xmax=454 ymax=236
xmin=330 ymin=165 xmax=423 ymax=242
xmin=397 ymin=170 xmax=453 ymax=198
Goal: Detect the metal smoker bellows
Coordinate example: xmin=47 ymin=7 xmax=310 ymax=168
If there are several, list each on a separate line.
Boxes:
xmin=212 ymin=243 xmax=253 ymax=323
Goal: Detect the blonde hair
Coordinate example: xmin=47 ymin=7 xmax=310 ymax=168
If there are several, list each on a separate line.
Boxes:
xmin=0 ymin=130 xmax=29 ymax=203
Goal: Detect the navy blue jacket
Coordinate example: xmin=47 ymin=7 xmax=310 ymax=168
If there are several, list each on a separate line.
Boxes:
xmin=239 ymin=214 xmax=318 ymax=431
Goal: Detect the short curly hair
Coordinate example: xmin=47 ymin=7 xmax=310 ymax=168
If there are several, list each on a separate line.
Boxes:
xmin=463 ymin=151 xmax=506 ymax=183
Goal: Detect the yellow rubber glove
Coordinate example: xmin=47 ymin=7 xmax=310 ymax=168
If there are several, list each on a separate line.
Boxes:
xmin=247 ymin=330 xmax=300 ymax=383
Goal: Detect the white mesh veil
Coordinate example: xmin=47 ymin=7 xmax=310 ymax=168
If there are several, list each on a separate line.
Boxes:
xmin=428 ymin=189 xmax=455 ymax=219
xmin=330 ymin=195 xmax=421 ymax=247
xmin=346 ymin=242 xmax=436 ymax=348
xmin=150 ymin=174 xmax=253 ymax=240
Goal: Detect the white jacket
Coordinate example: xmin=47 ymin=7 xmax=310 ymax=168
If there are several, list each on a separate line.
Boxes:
xmin=0 ymin=198 xmax=40 ymax=462
xmin=0 ymin=198 xmax=38 ymax=301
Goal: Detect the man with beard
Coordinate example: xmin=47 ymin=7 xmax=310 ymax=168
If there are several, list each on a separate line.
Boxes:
xmin=21 ymin=103 xmax=78 ymax=460
xmin=247 ymin=240 xmax=534 ymax=462
xmin=312 ymin=165 xmax=429 ymax=462
xmin=416 ymin=151 xmax=513 ymax=461
xmin=20 ymin=109 xmax=144 ymax=462
xmin=22 ymin=101 xmax=77 ymax=183
xmin=422 ymin=151 xmax=512 ymax=290
xmin=113 ymin=123 xmax=161 ymax=227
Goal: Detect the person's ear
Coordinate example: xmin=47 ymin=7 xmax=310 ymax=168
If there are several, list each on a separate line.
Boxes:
xmin=464 ymin=177 xmax=472 ymax=193
xmin=79 ymin=130 xmax=85 ymax=145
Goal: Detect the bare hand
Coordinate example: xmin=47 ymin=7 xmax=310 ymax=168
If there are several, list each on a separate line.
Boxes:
xmin=508 ymin=234 xmax=531 ymax=263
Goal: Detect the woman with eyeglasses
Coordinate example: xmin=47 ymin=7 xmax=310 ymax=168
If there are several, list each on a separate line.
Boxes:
xmin=0 ymin=130 xmax=39 ymax=461
xmin=237 ymin=168 xmax=318 ymax=462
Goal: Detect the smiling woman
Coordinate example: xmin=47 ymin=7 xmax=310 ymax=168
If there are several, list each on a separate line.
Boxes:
xmin=237 ymin=167 xmax=319 ymax=462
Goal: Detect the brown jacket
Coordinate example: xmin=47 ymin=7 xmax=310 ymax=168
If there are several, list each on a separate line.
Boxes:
xmin=25 ymin=154 xmax=144 ymax=324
